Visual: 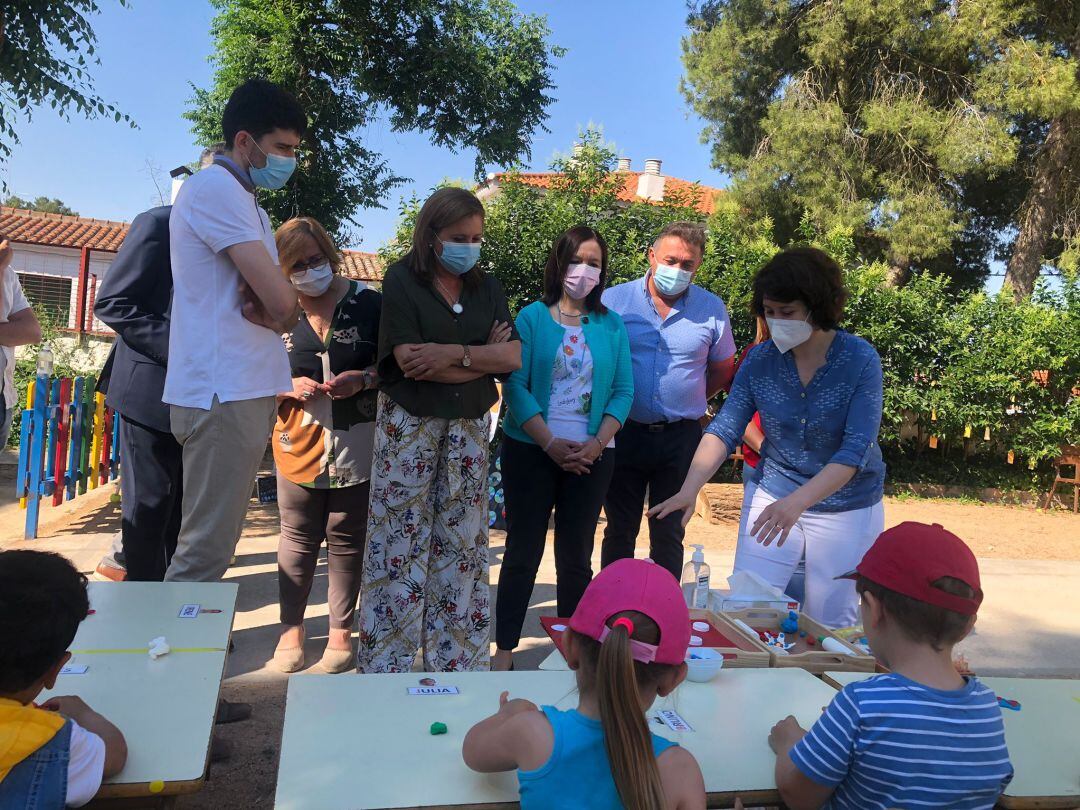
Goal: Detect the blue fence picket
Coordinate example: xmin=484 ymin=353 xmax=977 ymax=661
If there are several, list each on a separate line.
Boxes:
xmin=66 ymin=377 xmax=85 ymax=500
xmin=109 ymin=411 xmax=121 ymax=480
xmin=23 ymin=374 xmax=50 ymax=540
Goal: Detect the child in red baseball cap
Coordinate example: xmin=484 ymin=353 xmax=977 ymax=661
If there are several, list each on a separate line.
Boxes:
xmin=463 ymin=558 xmax=706 ymax=810
xmin=767 ymin=522 xmax=1013 ymax=809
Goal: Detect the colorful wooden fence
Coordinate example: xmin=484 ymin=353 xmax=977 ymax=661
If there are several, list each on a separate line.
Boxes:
xmin=16 ymin=374 xmax=120 ymax=539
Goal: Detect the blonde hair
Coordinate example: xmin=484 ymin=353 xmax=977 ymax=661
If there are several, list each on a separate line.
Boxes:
xmin=275 ymin=217 xmax=342 ymax=276
xmin=572 ymin=612 xmax=671 ymax=810
xmin=406 ymin=187 xmax=485 ymax=288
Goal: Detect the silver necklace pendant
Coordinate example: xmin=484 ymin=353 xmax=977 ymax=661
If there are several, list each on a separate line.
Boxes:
xmin=452 ymin=302 xmax=463 ymax=314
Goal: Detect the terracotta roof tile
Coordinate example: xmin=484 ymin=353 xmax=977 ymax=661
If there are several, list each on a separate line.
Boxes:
xmin=482 ymin=171 xmax=723 ymax=215
xmin=0 ymin=206 xmax=128 ymax=251
xmin=340 ymin=250 xmax=384 ymax=282
xmin=1 ymin=204 xmax=385 ymax=281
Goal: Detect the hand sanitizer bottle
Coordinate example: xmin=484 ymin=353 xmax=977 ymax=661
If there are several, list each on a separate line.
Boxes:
xmin=36 ymin=343 xmax=54 ymax=377
xmin=681 ymin=544 xmax=711 ymax=609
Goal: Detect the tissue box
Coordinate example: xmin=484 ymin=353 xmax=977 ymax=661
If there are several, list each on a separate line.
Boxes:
xmin=709 ymin=589 xmax=800 ymax=613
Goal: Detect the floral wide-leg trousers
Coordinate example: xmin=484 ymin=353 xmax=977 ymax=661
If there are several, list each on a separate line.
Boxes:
xmin=357 ymin=393 xmax=491 ymax=672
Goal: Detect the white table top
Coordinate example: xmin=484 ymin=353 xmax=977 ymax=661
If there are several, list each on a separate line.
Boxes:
xmin=275 ymin=667 xmax=838 ymax=809
xmin=536 ymin=649 xmax=568 ymax=671
xmin=823 ymin=672 xmax=1080 ymax=808
xmin=40 ymin=582 xmax=238 ymax=796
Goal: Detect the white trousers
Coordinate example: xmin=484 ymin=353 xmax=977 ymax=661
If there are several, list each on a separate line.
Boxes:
xmin=732 ymin=486 xmax=884 ymax=628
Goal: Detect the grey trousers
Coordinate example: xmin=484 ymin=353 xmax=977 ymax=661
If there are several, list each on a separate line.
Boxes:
xmin=165 ymin=396 xmax=276 ymax=582
xmin=277 ymin=475 xmax=370 ymax=629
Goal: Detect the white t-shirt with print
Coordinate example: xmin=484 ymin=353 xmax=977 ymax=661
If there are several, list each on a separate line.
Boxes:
xmin=163 ymin=164 xmax=291 ymax=409
xmin=546 ymin=324 xmax=611 ymax=447
xmin=65 ymin=719 xmax=106 ymax=807
xmin=1 ymin=266 xmax=32 ymax=409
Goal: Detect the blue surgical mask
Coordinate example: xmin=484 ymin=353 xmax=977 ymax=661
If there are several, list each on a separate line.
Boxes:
xmin=652 ymin=263 xmax=693 ymax=297
xmin=248 ymin=140 xmax=296 ymax=190
xmin=437 ymin=238 xmax=481 ymax=276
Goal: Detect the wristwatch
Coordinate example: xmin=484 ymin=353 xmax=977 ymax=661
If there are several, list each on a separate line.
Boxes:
xmin=461 ymin=345 xmax=472 ymax=368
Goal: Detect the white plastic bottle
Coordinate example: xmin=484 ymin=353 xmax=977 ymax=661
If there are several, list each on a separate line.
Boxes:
xmin=681 ymin=544 xmax=711 ymax=609
xmin=36 ymin=343 xmax=54 ymax=377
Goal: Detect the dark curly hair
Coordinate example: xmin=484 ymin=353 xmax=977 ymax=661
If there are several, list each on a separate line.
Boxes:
xmin=0 ymin=551 xmax=89 ymax=693
xmin=751 ymin=247 xmax=848 ymax=331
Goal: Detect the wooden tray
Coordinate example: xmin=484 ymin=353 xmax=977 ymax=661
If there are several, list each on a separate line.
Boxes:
xmin=689 ymin=609 xmax=772 ymax=668
xmin=539 ymin=610 xmax=772 ymax=668
xmin=722 ymin=608 xmax=876 ymax=674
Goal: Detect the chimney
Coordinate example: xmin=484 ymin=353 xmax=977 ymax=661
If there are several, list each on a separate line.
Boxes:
xmin=617 ymin=157 xmax=631 ymax=171
xmin=169 ymin=166 xmax=193 ymax=204
xmin=636 ymin=158 xmax=666 ymax=201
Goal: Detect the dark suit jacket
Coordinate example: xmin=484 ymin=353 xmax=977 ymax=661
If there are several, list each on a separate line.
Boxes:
xmin=95 ymin=206 xmax=173 ymax=433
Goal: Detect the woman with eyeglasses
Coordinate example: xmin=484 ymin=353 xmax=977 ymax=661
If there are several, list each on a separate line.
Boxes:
xmin=269 ymin=216 xmax=381 ymax=674
xmin=356 ymin=187 xmax=521 ymax=673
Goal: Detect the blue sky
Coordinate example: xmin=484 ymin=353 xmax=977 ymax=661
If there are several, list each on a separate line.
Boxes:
xmin=1 ymin=0 xmax=728 ymax=253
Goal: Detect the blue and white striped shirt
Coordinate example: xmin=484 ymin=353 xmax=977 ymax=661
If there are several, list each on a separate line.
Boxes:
xmin=790 ymin=673 xmax=1013 ymax=809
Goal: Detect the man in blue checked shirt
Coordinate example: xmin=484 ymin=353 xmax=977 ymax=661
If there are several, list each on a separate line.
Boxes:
xmin=600 ymin=221 xmax=735 ymax=579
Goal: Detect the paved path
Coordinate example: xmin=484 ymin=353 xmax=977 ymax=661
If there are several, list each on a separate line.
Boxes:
xmin=3 ymin=499 xmax=1078 ymax=808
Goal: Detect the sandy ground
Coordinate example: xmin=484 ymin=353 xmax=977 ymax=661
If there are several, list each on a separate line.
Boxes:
xmin=698 ymin=483 xmax=1080 ymax=561
xmin=1 ymin=481 xmax=1078 ymax=809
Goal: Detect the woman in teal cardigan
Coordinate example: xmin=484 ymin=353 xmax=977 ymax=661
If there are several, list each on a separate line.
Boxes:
xmin=492 ymin=226 xmax=633 ymax=671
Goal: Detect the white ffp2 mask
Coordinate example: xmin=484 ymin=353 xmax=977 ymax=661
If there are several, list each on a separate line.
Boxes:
xmin=766 ymin=315 xmax=813 ymax=353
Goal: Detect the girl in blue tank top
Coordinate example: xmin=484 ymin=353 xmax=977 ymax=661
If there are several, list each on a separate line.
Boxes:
xmin=463 ymin=558 xmax=706 ymax=809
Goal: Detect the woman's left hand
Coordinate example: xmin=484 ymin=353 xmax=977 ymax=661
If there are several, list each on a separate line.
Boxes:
xmin=750 ymin=493 xmax=808 ymax=546
xmin=563 ymin=437 xmax=603 ymax=471
xmin=487 ymin=320 xmax=512 ymax=344
xmin=324 ymin=370 xmax=366 ymax=399
xmin=400 ymin=343 xmax=459 ymax=379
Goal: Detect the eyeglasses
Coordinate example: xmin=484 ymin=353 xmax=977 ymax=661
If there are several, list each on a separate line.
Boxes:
xmin=292 ymin=254 xmax=326 ymax=272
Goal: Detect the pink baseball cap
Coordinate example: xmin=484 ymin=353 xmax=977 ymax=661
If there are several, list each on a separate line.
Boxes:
xmin=569 ymin=558 xmax=691 ymax=665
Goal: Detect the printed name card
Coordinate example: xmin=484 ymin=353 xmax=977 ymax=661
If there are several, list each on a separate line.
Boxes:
xmin=407 ymin=686 xmax=461 ymax=696
xmin=656 ymin=709 xmax=693 ymax=732
xmin=60 ymin=665 xmax=89 ymax=675
xmin=178 ymin=604 xmax=201 ymax=618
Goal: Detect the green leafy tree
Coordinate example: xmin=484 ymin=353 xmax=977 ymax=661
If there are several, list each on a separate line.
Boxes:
xmin=0 ymin=1 xmax=133 ymax=169
xmin=681 ymin=0 xmax=1080 ymax=293
xmin=1000 ymin=5 xmax=1080 ymax=301
xmin=2 ymin=194 xmax=78 ymax=215
xmin=385 ymin=130 xmax=709 ymax=313
xmin=186 ymin=0 xmax=563 ymax=241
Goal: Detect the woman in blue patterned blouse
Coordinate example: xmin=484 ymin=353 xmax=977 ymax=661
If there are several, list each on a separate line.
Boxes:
xmin=652 ymin=247 xmax=885 ymax=627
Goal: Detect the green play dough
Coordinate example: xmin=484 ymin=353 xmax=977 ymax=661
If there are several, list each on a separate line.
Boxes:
xmin=429 ymin=722 xmax=447 ymax=735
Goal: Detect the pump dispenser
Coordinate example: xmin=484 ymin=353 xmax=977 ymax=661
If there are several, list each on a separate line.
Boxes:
xmin=681 ymin=544 xmax=711 ymax=609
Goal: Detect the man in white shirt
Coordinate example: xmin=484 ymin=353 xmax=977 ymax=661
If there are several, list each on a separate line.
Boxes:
xmin=0 ymin=237 xmax=43 ymax=446
xmin=164 ymin=79 xmax=304 ymax=582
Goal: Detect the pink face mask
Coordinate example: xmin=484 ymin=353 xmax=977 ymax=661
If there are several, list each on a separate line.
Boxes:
xmin=563 ymin=263 xmax=601 ymax=300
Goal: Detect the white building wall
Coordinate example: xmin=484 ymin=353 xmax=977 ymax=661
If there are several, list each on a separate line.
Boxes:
xmin=8 ymin=243 xmax=116 ymax=333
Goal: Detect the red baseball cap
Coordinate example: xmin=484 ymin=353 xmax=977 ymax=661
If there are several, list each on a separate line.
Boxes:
xmin=838 ymin=522 xmax=983 ymax=615
xmin=570 ymin=558 xmax=691 ymax=665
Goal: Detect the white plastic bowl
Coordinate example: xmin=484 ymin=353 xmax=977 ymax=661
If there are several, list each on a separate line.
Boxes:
xmin=684 ymin=649 xmax=724 ymax=682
